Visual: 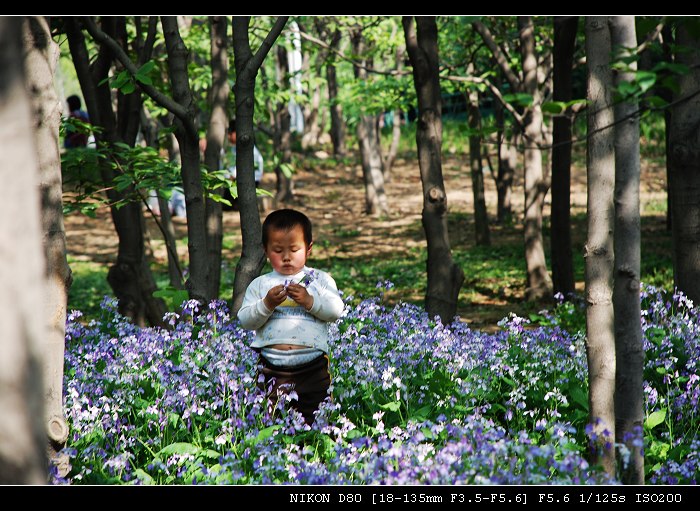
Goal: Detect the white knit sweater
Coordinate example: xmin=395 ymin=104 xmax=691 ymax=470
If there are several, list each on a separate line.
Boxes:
xmin=237 ymin=266 xmax=344 ymax=353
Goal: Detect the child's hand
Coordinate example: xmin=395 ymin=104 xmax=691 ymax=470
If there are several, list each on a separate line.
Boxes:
xmin=263 ymin=284 xmax=287 ymax=310
xmin=285 ymin=283 xmax=314 ymax=311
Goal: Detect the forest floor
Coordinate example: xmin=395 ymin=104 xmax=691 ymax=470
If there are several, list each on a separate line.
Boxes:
xmin=64 ymin=148 xmax=671 ymax=331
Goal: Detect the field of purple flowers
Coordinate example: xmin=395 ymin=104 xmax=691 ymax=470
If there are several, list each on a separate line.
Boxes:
xmin=54 ymin=284 xmax=699 ymax=484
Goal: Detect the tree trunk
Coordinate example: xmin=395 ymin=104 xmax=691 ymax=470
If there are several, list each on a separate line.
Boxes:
xmin=352 ymin=30 xmax=389 ymax=216
xmin=493 ymin=84 xmax=516 ymax=224
xmin=551 ymin=16 xmax=578 ymax=298
xmin=22 ymin=15 xmax=71 ymax=473
xmin=273 ymin=44 xmax=294 ymax=206
xmin=403 ymin=16 xmax=464 ymax=322
xmin=610 ymin=15 xmax=644 ymax=486
xmin=382 ymin=45 xmax=405 ymax=181
xmin=141 ymin=110 xmax=183 ymax=290
xmin=0 ymin=16 xmax=48 ymax=484
xmin=204 ymin=16 xmax=229 ymax=299
xmin=301 ymin=53 xmax=322 ymax=149
xmin=467 ymin=85 xmax=491 ymax=246
xmin=585 ymin=15 xmax=617 ymax=477
xmin=161 ymin=16 xmax=209 ymax=304
xmin=519 ymin=16 xmax=553 ymax=301
xmin=357 ymin=114 xmax=390 ymax=215
xmin=231 ymin=16 xmax=289 ymax=314
xmin=669 ymin=22 xmax=700 ymax=303
xmin=67 ymin=17 xmax=166 ymax=326
xmin=661 ymin=24 xmax=673 ymax=232
xmin=383 ymin=108 xmax=402 ymax=182
xmin=326 ymin=28 xmax=346 ymax=158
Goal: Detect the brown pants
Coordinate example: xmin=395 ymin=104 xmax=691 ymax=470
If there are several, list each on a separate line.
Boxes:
xmin=258 ymin=354 xmax=331 ymax=425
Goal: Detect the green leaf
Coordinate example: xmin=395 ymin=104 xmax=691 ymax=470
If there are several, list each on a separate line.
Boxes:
xmin=280 ymin=162 xmax=295 ymax=178
xmin=202 ymin=449 xmax=222 ymax=460
xmin=569 ymin=385 xmax=589 ymax=411
xmin=635 ymin=70 xmax=657 ymax=94
xmin=158 ymin=442 xmax=200 ymax=456
xmin=502 ymin=92 xmax=533 ymax=107
xmin=645 ymin=409 xmax=666 ymax=430
xmin=253 ymin=425 xmax=282 ymax=445
xmin=652 ymin=61 xmax=689 ymax=75
xmin=111 ymin=70 xmax=130 ymax=89
xmin=541 ymin=101 xmax=566 ymax=115
xmin=122 ymin=81 xmax=136 ymax=94
xmin=409 ymin=405 xmax=432 ymax=421
xmin=133 ymin=468 xmax=155 ymax=484
xmin=645 ymin=95 xmax=668 ymax=108
xmin=379 ymin=401 xmax=401 ymax=412
xmin=135 ymin=74 xmax=153 ymax=86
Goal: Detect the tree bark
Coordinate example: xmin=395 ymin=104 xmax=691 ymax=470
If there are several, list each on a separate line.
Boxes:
xmin=610 ymin=15 xmax=644 ymax=486
xmin=273 ymin=44 xmax=294 ymax=206
xmin=204 ymin=16 xmax=229 ymax=299
xmin=467 ymin=79 xmax=491 ymax=246
xmin=403 ymin=16 xmax=464 ymax=322
xmin=669 ymin=22 xmax=700 ymax=304
xmin=22 ymin=15 xmax=71 ymax=472
xmin=68 ymin=16 xmax=166 ymax=327
xmin=325 ymin=27 xmax=346 ymax=159
xmin=551 ymin=16 xmax=578 ymax=298
xmin=494 ymin=88 xmax=516 ymax=224
xmin=661 ymin=24 xmax=673 ymax=232
xmin=351 ymin=29 xmax=389 ymax=216
xmin=382 ymin=46 xmax=405 ymax=181
xmin=161 ymin=16 xmax=209 ymax=304
xmin=0 ymin=16 xmax=48 ymax=484
xmin=585 ymin=15 xmax=617 ymax=477
xmin=231 ymin=16 xmax=289 ymax=314
xmin=519 ymin=16 xmax=553 ymax=301
xmin=140 ymin=109 xmax=183 ymax=290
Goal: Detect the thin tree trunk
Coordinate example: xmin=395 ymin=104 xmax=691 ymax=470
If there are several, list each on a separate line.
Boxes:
xmin=668 ymin=22 xmax=700 ymax=303
xmin=161 ymin=16 xmax=209 ymax=304
xmin=494 ymin=90 xmax=516 ymax=224
xmin=326 ymin=28 xmax=346 ymax=158
xmin=70 ymin=16 xmax=166 ymax=327
xmin=403 ymin=16 xmax=464 ymax=322
xmin=661 ymin=25 xmax=673 ymax=232
xmin=204 ymin=15 xmax=229 ymax=299
xmin=551 ymin=16 xmax=578 ymax=298
xmin=519 ymin=16 xmax=553 ymax=301
xmin=382 ymin=46 xmax=405 ymax=180
xmin=352 ymin=30 xmax=389 ymax=216
xmin=301 ymin=57 xmax=322 ymax=149
xmin=357 ymin=114 xmax=389 ymax=215
xmin=384 ymin=108 xmax=402 ymax=181
xmin=0 ymin=16 xmax=48 ymax=484
xmin=22 ymin=15 xmax=71 ymax=472
xmin=610 ymin=15 xmax=644 ymax=486
xmin=273 ymin=44 xmax=294 ymax=206
xmin=141 ymin=110 xmax=183 ymax=290
xmin=585 ymin=15 xmax=617 ymax=477
xmin=467 ymin=86 xmax=491 ymax=246
xmin=231 ymin=16 xmax=289 ymax=314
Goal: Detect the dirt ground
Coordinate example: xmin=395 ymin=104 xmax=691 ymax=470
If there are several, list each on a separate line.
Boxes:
xmin=63 ymin=150 xmax=670 ymax=329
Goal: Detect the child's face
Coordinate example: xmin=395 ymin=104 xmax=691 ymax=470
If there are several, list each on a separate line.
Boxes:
xmin=264 ymin=225 xmax=311 ymax=275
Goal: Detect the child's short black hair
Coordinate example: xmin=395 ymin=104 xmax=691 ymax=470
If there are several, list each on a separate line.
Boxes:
xmin=262 ymin=209 xmax=313 ymax=248
xmin=67 ymin=95 xmax=82 ymax=112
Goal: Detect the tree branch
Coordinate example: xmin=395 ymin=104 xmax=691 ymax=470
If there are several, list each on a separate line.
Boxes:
xmin=472 ymin=21 xmax=521 ymax=91
xmin=245 ymin=16 xmax=289 ymax=79
xmin=636 ymin=16 xmax=667 ymax=54
xmin=445 ymin=74 xmax=524 ymax=125
xmin=298 ymin=24 xmax=410 ymax=77
xmin=81 ymin=16 xmax=190 ymax=124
